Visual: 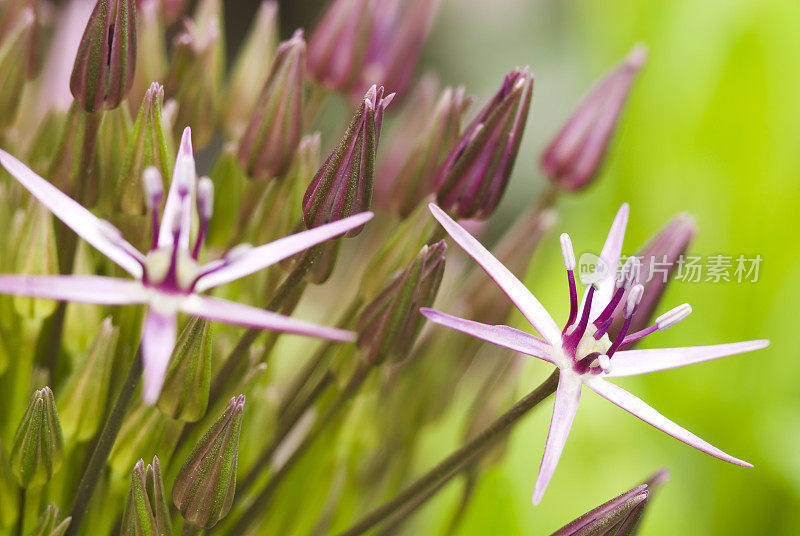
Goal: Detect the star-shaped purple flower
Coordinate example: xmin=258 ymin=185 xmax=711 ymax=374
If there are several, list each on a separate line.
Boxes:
xmin=422 ymin=203 xmax=768 ymax=504
xmin=0 ymin=127 xmax=373 ymax=403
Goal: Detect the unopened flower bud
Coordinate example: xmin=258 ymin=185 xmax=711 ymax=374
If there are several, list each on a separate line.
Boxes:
xmin=0 ymin=438 xmax=19 ymax=528
xmin=379 ymin=80 xmax=471 ymax=217
xmin=10 ymin=387 xmax=64 ymax=489
xmin=28 ymin=503 xmax=71 ymax=536
xmin=541 ymin=45 xmax=647 ymax=191
xmin=13 ymin=202 xmax=59 ymax=319
xmin=157 ymin=317 xmax=212 ymax=422
xmin=550 ymin=468 xmax=668 ymax=536
xmin=608 ymin=213 xmax=696 ymax=340
xmin=120 ymin=456 xmax=172 ymax=536
xmin=307 ymin=0 xmax=372 ymax=91
xmin=225 ymin=1 xmax=278 ymax=137
xmin=70 ymin=0 xmax=137 ymax=112
xmin=58 ymin=318 xmax=119 ymax=442
xmin=173 ymin=395 xmax=245 ymax=529
xmin=353 ymin=0 xmax=440 ymax=98
xmin=237 ymin=29 xmax=305 ymax=180
xmin=435 ymin=67 xmax=533 ymax=220
xmin=357 ymin=240 xmax=446 ymax=364
xmin=304 ymin=85 xmax=393 ymax=234
xmin=166 ymin=18 xmax=221 ymax=148
xmin=0 ymin=6 xmax=36 ymax=127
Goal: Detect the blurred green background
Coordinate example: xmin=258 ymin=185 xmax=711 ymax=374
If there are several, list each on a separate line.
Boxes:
xmin=240 ymin=0 xmax=799 ymax=533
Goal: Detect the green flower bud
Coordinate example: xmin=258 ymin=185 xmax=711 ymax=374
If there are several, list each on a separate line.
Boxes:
xmin=120 ymin=457 xmax=173 ymax=536
xmin=237 ymin=29 xmax=305 ymax=180
xmin=225 ymin=0 xmax=278 ymax=138
xmin=0 ymin=6 xmax=35 ymax=127
xmin=70 ymin=0 xmax=137 ymax=112
xmin=118 ymin=82 xmax=172 ymax=215
xmin=357 ymin=240 xmax=446 ymax=364
xmin=27 ymin=503 xmax=71 ymax=536
xmin=13 ymin=201 xmax=59 ymax=319
xmin=157 ymin=317 xmax=212 ymax=423
xmin=10 ymin=387 xmax=64 ymax=489
xmin=173 ymin=395 xmax=245 ymax=529
xmin=0 ymin=438 xmax=19 ymax=528
xmin=58 ymin=318 xmax=119 ymax=442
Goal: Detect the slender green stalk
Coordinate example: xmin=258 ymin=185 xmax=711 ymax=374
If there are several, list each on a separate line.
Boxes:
xmin=21 ymin=487 xmax=41 ymax=535
xmin=337 ymin=370 xmax=560 ymax=536
xmin=226 ymin=363 xmax=373 ymax=534
xmin=64 ymin=346 xmax=143 ymax=536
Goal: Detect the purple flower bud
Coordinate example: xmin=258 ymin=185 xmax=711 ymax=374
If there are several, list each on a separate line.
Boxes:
xmin=303 ymin=85 xmax=393 ymax=236
xmin=541 ymin=45 xmax=647 ymax=191
xmin=608 ymin=213 xmax=696 ymax=341
xmin=70 ymin=0 xmax=137 ymax=112
xmin=173 ymin=395 xmax=245 ymax=529
xmin=352 ymin=0 xmax=440 ymax=98
xmin=357 ymin=240 xmax=446 ymax=364
xmin=378 ymin=78 xmax=471 ymax=217
xmin=435 ymin=67 xmax=533 ymax=220
xmin=307 ymin=0 xmax=372 ymax=91
xmin=237 ymin=29 xmax=305 ymax=180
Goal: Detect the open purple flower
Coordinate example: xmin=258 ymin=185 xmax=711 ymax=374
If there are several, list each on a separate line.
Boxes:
xmin=422 ymin=203 xmax=768 ymax=504
xmin=0 ymin=127 xmax=373 ymax=403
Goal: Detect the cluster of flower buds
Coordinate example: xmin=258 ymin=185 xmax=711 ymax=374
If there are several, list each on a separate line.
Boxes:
xmin=28 ymin=503 xmax=72 ymax=536
xmin=435 ymin=67 xmax=533 ymax=220
xmin=541 ymin=45 xmax=647 ymax=191
xmin=357 ymin=240 xmax=446 ymax=363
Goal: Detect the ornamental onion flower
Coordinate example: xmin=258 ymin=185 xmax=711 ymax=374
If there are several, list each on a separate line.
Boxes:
xmin=0 ymin=127 xmax=373 ymax=403
xmin=421 ymin=202 xmax=769 ymax=504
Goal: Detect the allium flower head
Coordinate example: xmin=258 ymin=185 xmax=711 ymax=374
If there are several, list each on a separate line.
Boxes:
xmin=422 ymin=203 xmax=769 ymax=504
xmin=0 ymin=127 xmax=373 ymax=403
xmin=541 ymin=45 xmax=646 ymax=191
xmin=435 ymin=67 xmax=533 ymax=220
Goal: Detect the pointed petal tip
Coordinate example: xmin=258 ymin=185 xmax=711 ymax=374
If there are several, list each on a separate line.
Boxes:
xmin=179 ymin=127 xmax=193 ymax=156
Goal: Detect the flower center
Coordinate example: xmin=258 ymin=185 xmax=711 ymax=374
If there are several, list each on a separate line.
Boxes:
xmin=143 ymin=246 xmax=199 ymax=293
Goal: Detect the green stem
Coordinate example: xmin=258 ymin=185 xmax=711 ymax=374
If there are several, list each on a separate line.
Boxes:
xmin=64 ymin=346 xmax=143 ymax=536
xmin=226 ymin=363 xmax=373 ymax=534
xmin=336 ymin=370 xmax=560 ymax=536
xmin=21 ymin=487 xmax=41 ymax=535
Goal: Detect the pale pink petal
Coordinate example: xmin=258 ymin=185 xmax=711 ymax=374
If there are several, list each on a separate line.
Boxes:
xmin=606 ymin=340 xmax=769 ymax=378
xmin=532 ymin=373 xmax=582 ymax=504
xmin=420 ymin=308 xmax=553 ymax=363
xmin=0 ymin=275 xmax=146 ymax=304
xmin=179 ymin=295 xmax=355 ymax=342
xmin=586 ymin=378 xmax=751 ymax=466
xmin=581 ymin=203 xmax=629 ymax=319
xmin=194 ymin=212 xmax=374 ymax=291
xmin=0 ymin=150 xmax=145 ymax=278
xmin=158 ymin=127 xmax=195 ymax=250
xmin=141 ymin=308 xmax=178 ymax=404
xmin=428 ymin=203 xmax=562 ymax=347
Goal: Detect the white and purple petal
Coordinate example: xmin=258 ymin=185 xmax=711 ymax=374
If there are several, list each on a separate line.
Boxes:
xmin=428 ymin=203 xmax=562 ymax=347
xmin=159 ymin=127 xmax=195 ymax=251
xmin=532 ymin=373 xmax=582 ymax=504
xmin=420 ymin=308 xmax=554 ymax=363
xmin=0 ymin=275 xmax=147 ymax=305
xmin=580 ymin=203 xmax=629 ymax=320
xmin=179 ymin=294 xmax=355 ymax=342
xmin=606 ymin=340 xmax=769 ymax=378
xmin=586 ymin=377 xmax=751 ymax=467
xmin=0 ymin=150 xmax=145 ymax=278
xmin=194 ymin=212 xmax=374 ymax=291
xmin=141 ymin=308 xmax=178 ymax=404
